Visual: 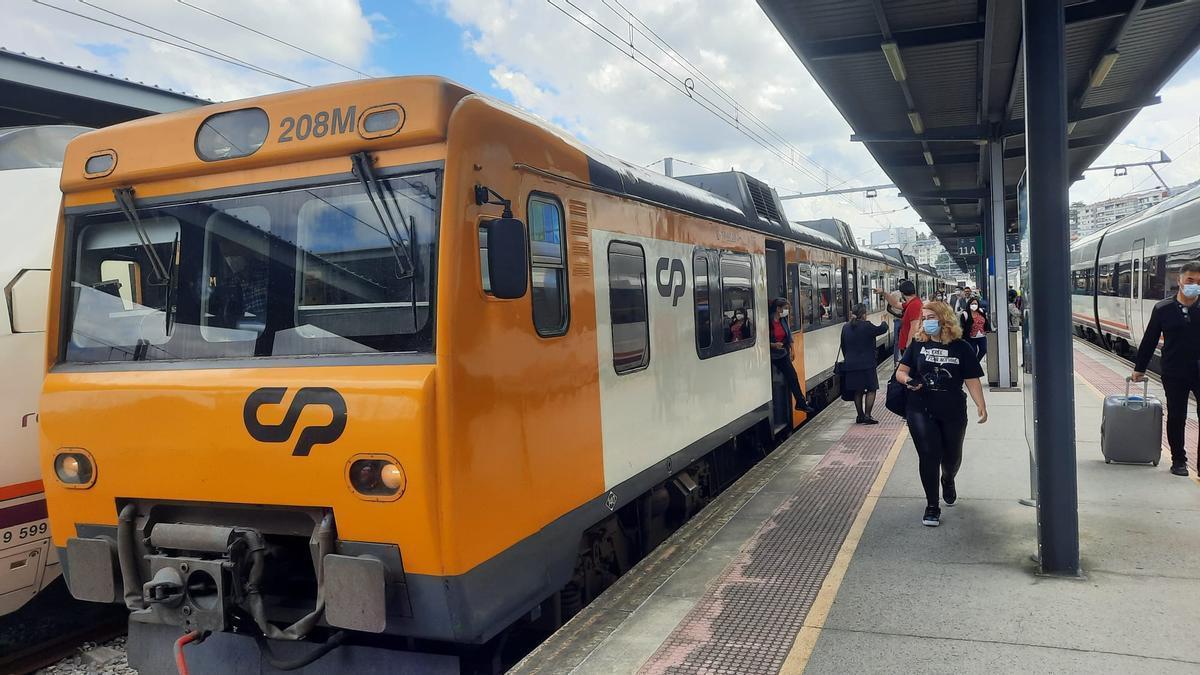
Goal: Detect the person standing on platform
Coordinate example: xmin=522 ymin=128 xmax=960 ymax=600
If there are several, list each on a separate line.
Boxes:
xmin=840 ymin=303 xmax=889 ymax=424
xmin=1131 ymin=261 xmax=1200 ymax=477
xmin=952 ymin=286 xmax=973 ymax=313
xmin=959 ymin=298 xmax=991 ymax=360
xmin=1007 ymin=288 xmax=1022 ymax=328
xmin=770 ymin=298 xmax=816 ymax=415
xmin=896 ymin=301 xmax=989 ymax=527
xmin=879 ymin=280 xmax=922 ymax=360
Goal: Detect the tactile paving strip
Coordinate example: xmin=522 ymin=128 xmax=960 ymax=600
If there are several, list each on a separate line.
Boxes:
xmin=638 ymin=410 xmax=905 ymax=675
xmin=1073 ymin=346 xmax=1198 ymax=474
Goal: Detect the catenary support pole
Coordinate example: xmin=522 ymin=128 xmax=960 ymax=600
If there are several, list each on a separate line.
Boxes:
xmin=1022 ymin=0 xmax=1079 ymax=574
xmin=990 ymin=139 xmax=1012 ymax=388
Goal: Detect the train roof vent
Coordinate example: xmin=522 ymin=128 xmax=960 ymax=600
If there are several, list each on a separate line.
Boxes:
xmin=744 ymin=176 xmax=783 ymax=224
xmin=794 ymin=218 xmax=859 ymax=252
xmin=673 ymin=170 xmax=789 ymax=232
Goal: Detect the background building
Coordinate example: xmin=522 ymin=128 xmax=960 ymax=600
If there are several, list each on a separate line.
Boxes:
xmin=1069 ymin=182 xmax=1197 ymax=240
xmin=869 ymin=226 xmax=917 ymax=247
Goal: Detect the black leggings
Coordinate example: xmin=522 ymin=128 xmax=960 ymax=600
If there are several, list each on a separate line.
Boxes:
xmin=906 ymin=406 xmax=968 ymax=507
xmin=772 ymin=357 xmax=808 ymax=409
xmin=1162 ymin=376 xmax=1200 ymax=464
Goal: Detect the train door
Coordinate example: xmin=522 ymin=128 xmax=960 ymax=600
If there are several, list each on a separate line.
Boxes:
xmin=1130 ymin=239 xmax=1146 ymax=342
xmin=764 ymin=241 xmax=790 ymax=431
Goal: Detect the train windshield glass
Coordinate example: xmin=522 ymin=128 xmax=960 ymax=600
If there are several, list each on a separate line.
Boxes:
xmin=64 ymin=171 xmax=439 ymax=363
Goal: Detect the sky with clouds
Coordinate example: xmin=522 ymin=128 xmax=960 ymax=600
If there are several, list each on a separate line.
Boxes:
xmin=4 ymin=0 xmax=1198 ymax=243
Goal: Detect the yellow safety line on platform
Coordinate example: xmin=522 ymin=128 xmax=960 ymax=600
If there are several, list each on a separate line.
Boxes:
xmin=1075 ymin=373 xmax=1200 ymax=488
xmin=779 ymin=426 xmax=908 ymax=675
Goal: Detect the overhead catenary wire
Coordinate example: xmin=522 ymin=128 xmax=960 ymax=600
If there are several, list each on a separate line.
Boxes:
xmin=73 ymin=0 xmax=306 ymax=87
xmin=30 ymin=0 xmax=308 ymax=86
xmin=602 ymin=0 xmax=856 ymax=190
xmin=176 ymin=0 xmax=374 ymax=79
xmin=544 ymin=0 xmax=878 ymax=216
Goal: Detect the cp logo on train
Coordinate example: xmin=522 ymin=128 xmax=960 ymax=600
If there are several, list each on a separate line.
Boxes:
xmin=242 ymin=387 xmax=348 ymax=456
xmin=656 ymin=257 xmax=687 ymax=306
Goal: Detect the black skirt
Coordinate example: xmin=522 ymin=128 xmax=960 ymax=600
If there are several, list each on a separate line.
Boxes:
xmin=841 ymin=367 xmax=879 ymax=392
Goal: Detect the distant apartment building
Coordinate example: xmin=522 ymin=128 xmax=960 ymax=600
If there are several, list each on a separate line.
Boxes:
xmin=1069 ymin=184 xmax=1194 ymax=240
xmin=869 ymin=226 xmax=918 ymax=247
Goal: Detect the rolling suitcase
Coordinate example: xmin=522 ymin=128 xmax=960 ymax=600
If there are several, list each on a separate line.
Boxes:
xmin=1100 ymin=378 xmax=1163 ymax=466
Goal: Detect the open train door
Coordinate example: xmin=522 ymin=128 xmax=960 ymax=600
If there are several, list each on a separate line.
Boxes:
xmin=764 ymin=240 xmax=791 ymax=432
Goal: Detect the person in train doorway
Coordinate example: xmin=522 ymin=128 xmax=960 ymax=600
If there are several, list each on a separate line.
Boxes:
xmin=840 ymin=303 xmax=889 ymax=424
xmin=896 ymin=301 xmax=989 ymax=527
xmin=959 ymin=297 xmax=991 ymax=360
xmin=1131 ymin=261 xmax=1200 ymax=476
xmin=770 ymin=298 xmax=817 ymax=415
xmin=878 ymin=279 xmax=923 ymax=360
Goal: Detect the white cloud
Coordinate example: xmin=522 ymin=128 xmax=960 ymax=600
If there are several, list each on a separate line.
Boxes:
xmin=1069 ymin=73 xmax=1200 ymax=205
xmin=437 ymin=0 xmax=1200 ymax=240
xmin=435 ymin=0 xmax=910 ymax=244
xmin=0 ymin=0 xmax=379 ymax=102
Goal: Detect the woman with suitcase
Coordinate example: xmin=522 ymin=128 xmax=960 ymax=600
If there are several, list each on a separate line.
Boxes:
xmin=896 ymin=301 xmax=989 ymax=527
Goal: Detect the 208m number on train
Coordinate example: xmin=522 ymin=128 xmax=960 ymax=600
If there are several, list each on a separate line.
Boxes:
xmin=278 ymin=106 xmax=356 ymax=143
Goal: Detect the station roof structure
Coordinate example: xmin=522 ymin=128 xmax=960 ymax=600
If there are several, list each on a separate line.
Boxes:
xmin=0 ymin=48 xmax=208 ymax=128
xmin=757 ymin=0 xmax=1200 ymax=262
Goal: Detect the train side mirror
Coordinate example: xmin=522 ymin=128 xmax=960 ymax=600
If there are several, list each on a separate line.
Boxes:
xmin=485 ymin=217 xmax=529 ymax=299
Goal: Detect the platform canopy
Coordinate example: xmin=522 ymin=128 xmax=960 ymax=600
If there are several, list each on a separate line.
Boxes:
xmin=0 ymin=48 xmax=208 ymax=128
xmin=758 ymin=0 xmax=1200 ymax=263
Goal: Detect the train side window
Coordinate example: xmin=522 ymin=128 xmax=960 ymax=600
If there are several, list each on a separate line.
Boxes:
xmin=799 ymin=263 xmax=815 ymax=330
xmin=528 ymin=194 xmax=568 ymax=336
xmin=786 ymin=263 xmax=802 ymax=332
xmin=694 ymin=254 xmax=711 ymax=350
xmin=1116 ymin=259 xmax=1132 ymax=297
xmin=720 ymin=252 xmax=755 ymax=347
xmin=1145 ymin=255 xmax=1166 ymax=299
xmin=816 ymin=266 xmax=833 ymax=324
xmin=608 ymin=241 xmax=649 ymax=374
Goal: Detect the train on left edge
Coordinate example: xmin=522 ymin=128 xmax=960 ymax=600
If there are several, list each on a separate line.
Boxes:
xmin=0 ymin=125 xmax=89 ymax=616
xmin=40 ymin=77 xmax=950 ymax=673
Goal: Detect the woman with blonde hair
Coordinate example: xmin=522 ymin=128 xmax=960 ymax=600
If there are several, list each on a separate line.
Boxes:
xmin=896 ymin=301 xmax=989 ymax=527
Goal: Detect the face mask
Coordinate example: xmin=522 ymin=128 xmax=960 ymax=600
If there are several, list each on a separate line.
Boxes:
xmin=922 ymin=319 xmax=941 ymax=335
xmin=1183 ymin=284 xmax=1200 ymax=299
xmin=780 ymin=308 xmax=789 ymax=318
xmin=969 ymin=304 xmax=979 ymax=311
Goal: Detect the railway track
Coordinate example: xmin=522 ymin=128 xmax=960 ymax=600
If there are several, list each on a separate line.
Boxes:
xmin=0 ymin=581 xmax=127 ymax=675
xmin=0 ymin=618 xmax=125 ymax=675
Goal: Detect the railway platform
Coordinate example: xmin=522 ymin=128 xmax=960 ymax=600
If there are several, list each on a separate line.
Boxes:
xmin=512 ymin=344 xmax=1200 ymax=674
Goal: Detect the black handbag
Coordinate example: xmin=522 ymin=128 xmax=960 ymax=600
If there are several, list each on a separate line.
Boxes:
xmin=884 ymin=369 xmax=908 ymax=416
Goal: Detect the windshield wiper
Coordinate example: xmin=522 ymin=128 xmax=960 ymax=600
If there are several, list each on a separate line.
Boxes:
xmin=350 ymin=152 xmax=415 ymax=280
xmin=113 ymin=187 xmax=171 ymax=284
xmin=113 ymin=187 xmax=179 ymax=347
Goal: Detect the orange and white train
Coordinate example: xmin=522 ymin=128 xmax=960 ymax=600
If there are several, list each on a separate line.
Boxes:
xmin=39 ymin=78 xmax=944 ymax=672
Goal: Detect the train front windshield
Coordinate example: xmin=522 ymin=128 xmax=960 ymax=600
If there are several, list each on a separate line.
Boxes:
xmin=63 ymin=171 xmax=439 ymax=363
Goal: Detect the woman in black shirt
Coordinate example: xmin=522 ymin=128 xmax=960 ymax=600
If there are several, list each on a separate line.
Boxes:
xmin=897 ymin=301 xmax=989 ymax=527
xmin=840 ymin=303 xmax=888 ymax=424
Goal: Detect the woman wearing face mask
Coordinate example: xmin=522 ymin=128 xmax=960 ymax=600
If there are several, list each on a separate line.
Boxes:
xmin=770 ymin=298 xmax=816 ymax=414
xmin=896 ymin=301 xmax=989 ymax=527
xmin=959 ymin=297 xmax=991 ymax=360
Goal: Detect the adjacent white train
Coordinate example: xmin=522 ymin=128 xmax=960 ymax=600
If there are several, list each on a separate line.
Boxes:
xmin=1070 ymin=184 xmax=1200 ymax=367
xmin=0 ymin=125 xmax=88 ymax=615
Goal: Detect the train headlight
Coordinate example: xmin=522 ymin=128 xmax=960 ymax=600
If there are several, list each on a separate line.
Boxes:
xmin=346 ymin=455 xmax=405 ymax=501
xmin=54 ymin=449 xmax=96 ymax=488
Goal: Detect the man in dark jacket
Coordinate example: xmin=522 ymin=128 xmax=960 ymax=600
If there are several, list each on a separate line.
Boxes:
xmin=1132 ymin=261 xmax=1200 ymax=476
